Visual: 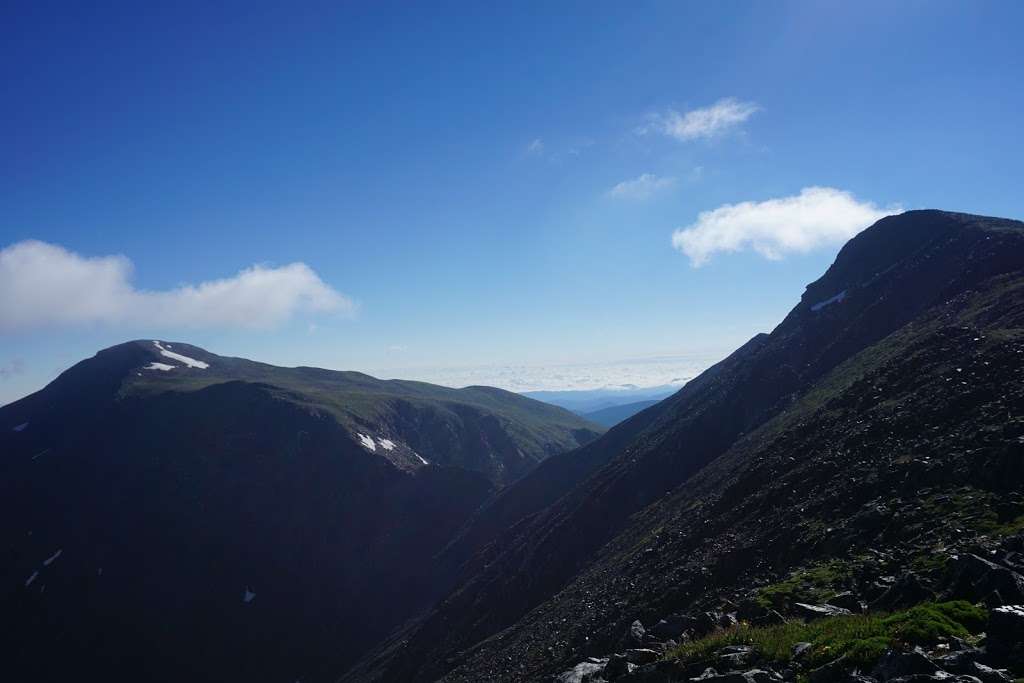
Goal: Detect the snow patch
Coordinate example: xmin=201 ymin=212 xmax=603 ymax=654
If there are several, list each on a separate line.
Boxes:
xmin=24 ymin=571 xmax=38 ymax=587
xmin=357 ymin=434 xmax=376 ymax=451
xmin=43 ymin=549 xmax=62 ymax=566
xmin=152 ymin=341 xmax=209 ymax=369
xmin=378 ymin=439 xmax=396 ymax=451
xmin=244 ymin=588 xmax=256 ymax=603
xmin=413 ymin=452 xmax=429 ymax=466
xmin=144 ymin=362 xmax=176 ymax=371
xmin=13 ymin=422 xmax=28 ymax=432
xmin=811 ymin=290 xmax=847 ymax=312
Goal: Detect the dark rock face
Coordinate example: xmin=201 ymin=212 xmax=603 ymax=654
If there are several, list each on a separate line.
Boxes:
xmin=951 ymin=555 xmax=1024 ymax=606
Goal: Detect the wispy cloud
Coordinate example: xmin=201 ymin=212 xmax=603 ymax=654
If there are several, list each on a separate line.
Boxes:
xmin=639 ymin=98 xmax=760 ymax=141
xmin=608 ymin=173 xmax=676 ymax=200
xmin=0 ymin=359 xmax=25 ymax=380
xmin=672 ymin=187 xmax=901 ymax=266
xmin=0 ymin=240 xmax=355 ymax=332
xmin=526 ymin=138 xmax=545 ymax=155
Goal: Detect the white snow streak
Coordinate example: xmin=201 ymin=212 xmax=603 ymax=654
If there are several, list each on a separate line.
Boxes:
xmin=357 ymin=434 xmax=376 ymax=451
xmin=13 ymin=422 xmax=28 ymax=432
xmin=144 ymin=362 xmax=176 ymax=371
xmin=152 ymin=341 xmax=209 ymax=369
xmin=24 ymin=571 xmax=38 ymax=587
xmin=43 ymin=549 xmax=62 ymax=566
xmin=378 ymin=439 xmax=395 ymax=451
xmin=811 ymin=290 xmax=847 ymax=312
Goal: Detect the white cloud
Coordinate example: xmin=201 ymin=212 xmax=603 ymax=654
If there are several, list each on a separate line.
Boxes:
xmin=0 ymin=240 xmax=355 ymax=332
xmin=526 ymin=138 xmax=545 ymax=155
xmin=640 ymin=98 xmax=760 ymax=141
xmin=672 ymin=187 xmax=901 ymax=266
xmin=608 ymin=173 xmax=676 ymax=200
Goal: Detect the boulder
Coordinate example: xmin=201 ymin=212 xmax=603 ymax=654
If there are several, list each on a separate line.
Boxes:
xmin=794 ymin=602 xmax=852 ymax=621
xmin=630 ymin=619 xmax=647 ymax=644
xmin=650 ymin=614 xmax=694 ymax=640
xmin=951 ymin=555 xmax=1024 ymax=605
xmin=619 ymin=659 xmax=686 ymax=682
xmin=933 ymin=647 xmax=984 ymax=674
xmin=716 ymin=644 xmax=753 ymax=669
xmin=693 ymin=612 xmax=722 ymax=637
xmin=808 ymin=656 xmax=849 ymax=683
xmin=605 ymin=654 xmax=636 ymax=680
xmin=737 ymin=598 xmax=768 ymax=622
xmin=963 ymin=662 xmax=1012 ymax=683
xmin=556 ymin=658 xmax=608 ymax=683
xmin=688 ymin=670 xmax=776 ymax=683
xmin=792 ymin=642 xmax=813 ymax=660
xmin=986 ymin=605 xmax=1024 ymax=669
xmin=871 ymin=649 xmax=941 ymax=681
xmin=871 ymin=574 xmax=935 ymax=611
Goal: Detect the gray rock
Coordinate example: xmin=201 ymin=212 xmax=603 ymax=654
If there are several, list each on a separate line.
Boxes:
xmin=630 ymin=619 xmax=647 ymax=644
xmin=650 ymin=614 xmax=694 ymax=640
xmin=794 ymin=602 xmax=852 ymax=621
xmin=557 ymin=658 xmax=609 ymax=683
xmin=688 ymin=670 xmax=776 ymax=683
xmin=606 ymin=654 xmax=636 ymax=680
xmin=809 ymin=655 xmax=849 ymax=683
xmin=870 ymin=574 xmax=934 ymax=611
xmin=792 ymin=642 xmax=812 ymax=659
xmin=619 ymin=659 xmax=685 ymax=682
xmin=871 ymin=649 xmax=940 ymax=682
xmin=933 ymin=647 xmax=983 ymax=674
xmin=987 ymin=604 xmax=1024 ymax=667
xmin=964 ymin=662 xmax=1012 ymax=683
xmin=953 ymin=556 xmax=1024 ymax=605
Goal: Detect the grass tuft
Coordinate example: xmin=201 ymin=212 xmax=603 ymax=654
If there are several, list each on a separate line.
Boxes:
xmin=667 ymin=601 xmax=985 ymax=672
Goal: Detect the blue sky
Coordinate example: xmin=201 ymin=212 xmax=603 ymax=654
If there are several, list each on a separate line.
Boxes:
xmin=2 ymin=1 xmax=1023 ymax=404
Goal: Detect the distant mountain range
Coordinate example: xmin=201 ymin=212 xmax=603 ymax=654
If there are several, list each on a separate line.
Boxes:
xmin=524 ymin=385 xmax=680 ymax=415
xmin=582 ymin=399 xmax=662 ymax=427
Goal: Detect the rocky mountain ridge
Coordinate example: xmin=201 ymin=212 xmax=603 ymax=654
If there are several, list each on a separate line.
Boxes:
xmin=343 ymin=210 xmax=1024 ymax=683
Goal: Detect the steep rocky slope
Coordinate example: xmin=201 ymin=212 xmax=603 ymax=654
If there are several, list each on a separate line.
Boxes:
xmin=345 ymin=210 xmax=1024 ymax=682
xmin=0 ymin=342 xmax=600 ymax=682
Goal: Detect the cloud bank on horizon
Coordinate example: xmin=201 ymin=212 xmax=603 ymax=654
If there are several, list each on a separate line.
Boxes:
xmin=0 ymin=240 xmax=354 ymax=332
xmin=672 ymin=187 xmax=902 ymax=266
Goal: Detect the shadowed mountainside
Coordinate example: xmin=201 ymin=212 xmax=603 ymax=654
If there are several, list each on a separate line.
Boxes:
xmin=344 ymin=210 xmax=1024 ymax=682
xmin=0 ymin=342 xmax=601 ymax=682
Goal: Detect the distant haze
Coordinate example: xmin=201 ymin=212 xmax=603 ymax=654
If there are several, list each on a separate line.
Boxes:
xmin=367 ymin=352 xmax=723 ymax=394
